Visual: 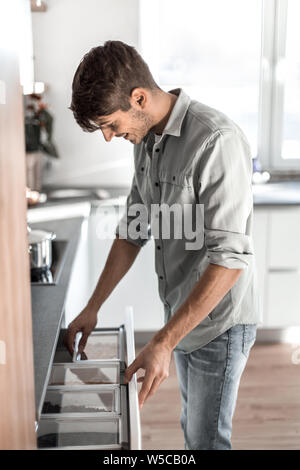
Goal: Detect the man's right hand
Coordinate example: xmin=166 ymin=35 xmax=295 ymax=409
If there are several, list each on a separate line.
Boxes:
xmin=64 ymin=307 xmax=98 ymax=356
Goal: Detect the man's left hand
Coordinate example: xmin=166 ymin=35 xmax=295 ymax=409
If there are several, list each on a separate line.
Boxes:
xmin=124 ymin=340 xmax=172 ymax=410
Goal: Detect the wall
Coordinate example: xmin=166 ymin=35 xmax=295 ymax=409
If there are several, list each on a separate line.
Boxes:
xmin=31 ymin=0 xmax=139 ymax=188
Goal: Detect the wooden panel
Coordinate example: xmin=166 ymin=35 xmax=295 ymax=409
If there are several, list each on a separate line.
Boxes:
xmin=0 ymin=2 xmax=36 ymax=449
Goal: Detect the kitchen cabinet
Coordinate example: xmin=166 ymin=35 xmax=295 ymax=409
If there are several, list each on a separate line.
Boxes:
xmin=62 ymin=217 xmax=91 ymax=329
xmin=268 ymin=207 xmax=300 ymax=268
xmin=267 ymin=271 xmax=300 ymax=327
xmin=88 ymin=203 xmax=164 ymax=331
xmin=252 ymin=208 xmax=268 ymax=325
xmin=253 ymin=205 xmax=300 ymax=328
xmin=36 ymin=310 xmax=141 ymax=450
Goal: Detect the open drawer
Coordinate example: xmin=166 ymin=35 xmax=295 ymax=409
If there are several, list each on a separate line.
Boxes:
xmin=36 ymin=310 xmax=141 ymax=450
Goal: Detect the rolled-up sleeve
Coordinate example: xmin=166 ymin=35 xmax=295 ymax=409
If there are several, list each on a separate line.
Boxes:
xmin=115 ymin=174 xmax=151 ymax=248
xmin=197 ymin=129 xmax=254 ymax=269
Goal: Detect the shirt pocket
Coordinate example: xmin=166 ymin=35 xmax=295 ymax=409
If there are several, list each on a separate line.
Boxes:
xmin=158 ymin=170 xmax=195 ymax=205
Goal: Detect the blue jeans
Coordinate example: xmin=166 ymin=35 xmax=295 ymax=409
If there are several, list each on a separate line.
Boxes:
xmin=174 ymin=324 xmax=257 ymax=450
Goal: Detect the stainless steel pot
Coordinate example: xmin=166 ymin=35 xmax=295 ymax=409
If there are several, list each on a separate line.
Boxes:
xmin=28 ymin=226 xmax=56 ymax=269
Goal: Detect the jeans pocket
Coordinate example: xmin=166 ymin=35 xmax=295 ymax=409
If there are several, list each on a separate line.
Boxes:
xmin=242 ymin=324 xmax=257 ymax=358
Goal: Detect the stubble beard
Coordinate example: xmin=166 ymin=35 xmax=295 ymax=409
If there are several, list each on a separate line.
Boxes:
xmin=128 ymin=108 xmax=154 ymax=143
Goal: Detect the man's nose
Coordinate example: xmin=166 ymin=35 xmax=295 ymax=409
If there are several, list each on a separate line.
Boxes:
xmin=101 ymin=128 xmax=115 ymax=142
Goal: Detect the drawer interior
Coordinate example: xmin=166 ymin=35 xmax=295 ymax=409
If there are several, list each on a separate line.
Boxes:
xmin=48 ymin=362 xmax=120 ymax=386
xmin=42 ymin=387 xmax=120 ymax=414
xmin=37 ymin=416 xmax=120 ymax=449
xmin=38 ymin=325 xmax=129 ymax=450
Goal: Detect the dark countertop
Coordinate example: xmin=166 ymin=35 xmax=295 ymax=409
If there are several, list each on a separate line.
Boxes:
xmin=30 ymin=217 xmax=84 ymax=419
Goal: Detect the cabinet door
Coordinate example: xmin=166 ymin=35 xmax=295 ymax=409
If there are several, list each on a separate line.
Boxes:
xmin=88 ymin=205 xmax=164 ymax=331
xmin=253 ymin=208 xmax=269 ymax=325
xmin=269 ymin=207 xmax=300 ymax=268
xmin=63 ymin=218 xmax=90 ymax=328
xmin=266 ymin=270 xmax=300 ymax=327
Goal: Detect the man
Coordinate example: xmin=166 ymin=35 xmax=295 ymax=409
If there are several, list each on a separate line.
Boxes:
xmin=65 ymin=40 xmax=260 ymax=450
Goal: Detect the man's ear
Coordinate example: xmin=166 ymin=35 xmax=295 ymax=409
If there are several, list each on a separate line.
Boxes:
xmin=130 ymin=88 xmax=147 ymax=109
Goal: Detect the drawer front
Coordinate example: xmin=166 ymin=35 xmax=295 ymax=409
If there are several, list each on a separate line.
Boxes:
xmin=37 ymin=415 xmax=122 ymax=449
xmin=266 ymin=271 xmax=300 ymax=327
xmin=269 ymin=207 xmax=300 ymax=268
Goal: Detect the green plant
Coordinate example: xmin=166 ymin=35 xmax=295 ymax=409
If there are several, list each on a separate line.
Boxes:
xmin=25 ymin=94 xmax=59 ymax=158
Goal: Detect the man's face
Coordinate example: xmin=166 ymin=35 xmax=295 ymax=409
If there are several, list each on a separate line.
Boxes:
xmin=96 ymin=106 xmax=154 ymax=145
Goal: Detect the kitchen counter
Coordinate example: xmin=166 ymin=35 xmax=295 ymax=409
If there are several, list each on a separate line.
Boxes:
xmin=30 ymin=217 xmax=85 ymax=418
xmin=253 ymin=181 xmax=300 ymax=205
xmin=27 ymin=181 xmax=300 ymax=210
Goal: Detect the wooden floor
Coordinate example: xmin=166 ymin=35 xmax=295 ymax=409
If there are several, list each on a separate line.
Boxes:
xmin=135 ymin=343 xmax=300 ymax=450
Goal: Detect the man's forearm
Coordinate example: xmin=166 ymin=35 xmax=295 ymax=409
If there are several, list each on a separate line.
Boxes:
xmin=153 ymin=264 xmax=243 ymax=350
xmin=87 ymin=235 xmax=141 ymax=314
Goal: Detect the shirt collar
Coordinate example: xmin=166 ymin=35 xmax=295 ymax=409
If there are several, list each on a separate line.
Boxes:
xmin=143 ymin=88 xmax=191 ymax=144
xmin=162 ymin=88 xmax=191 ymax=137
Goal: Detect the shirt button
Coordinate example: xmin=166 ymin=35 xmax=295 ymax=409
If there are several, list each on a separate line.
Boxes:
xmin=159 ymin=275 xmax=163 ymax=280
xmin=155 ymin=182 xmax=159 ymax=187
xmin=141 ymin=167 xmax=144 ymax=171
xmin=155 ymin=148 xmax=160 ymax=153
xmin=157 ymin=245 xmax=161 ymax=250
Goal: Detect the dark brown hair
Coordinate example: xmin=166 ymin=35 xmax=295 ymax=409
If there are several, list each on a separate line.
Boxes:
xmin=69 ymin=40 xmax=159 ymax=132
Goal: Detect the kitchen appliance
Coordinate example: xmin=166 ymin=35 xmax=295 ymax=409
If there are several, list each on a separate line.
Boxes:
xmin=28 ymin=225 xmax=56 ymax=269
xmin=28 ymin=225 xmax=57 ymax=283
xmin=30 ymin=240 xmax=68 ymax=285
xmin=36 ymin=310 xmax=141 ymax=449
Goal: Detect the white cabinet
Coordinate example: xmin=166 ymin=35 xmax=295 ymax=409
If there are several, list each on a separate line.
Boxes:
xmin=267 ymin=271 xmax=300 ymax=327
xmin=88 ymin=204 xmax=164 ymax=332
xmin=254 ymin=205 xmax=300 ymax=328
xmin=63 ymin=217 xmax=91 ymax=328
xmin=252 ymin=209 xmax=269 ymax=324
xmin=269 ymin=207 xmax=300 ymax=268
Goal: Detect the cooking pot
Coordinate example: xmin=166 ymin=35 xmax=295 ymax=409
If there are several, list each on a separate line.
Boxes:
xmin=27 ymin=225 xmax=56 ymax=270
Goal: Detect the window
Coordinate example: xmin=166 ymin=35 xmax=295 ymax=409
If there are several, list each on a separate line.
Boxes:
xmin=139 ymin=0 xmax=300 ymax=170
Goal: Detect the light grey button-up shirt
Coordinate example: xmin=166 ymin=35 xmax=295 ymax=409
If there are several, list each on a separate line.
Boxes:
xmin=116 ymin=88 xmax=261 ymax=353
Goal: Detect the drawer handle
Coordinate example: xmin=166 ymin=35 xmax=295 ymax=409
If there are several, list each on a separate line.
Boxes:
xmin=73 ymin=332 xmax=83 ymax=362
xmin=269 ymin=267 xmax=300 ymax=273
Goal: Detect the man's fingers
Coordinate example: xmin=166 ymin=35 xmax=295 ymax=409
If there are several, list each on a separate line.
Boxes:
xmin=64 ymin=327 xmax=76 ymax=355
xmin=124 ymin=358 xmax=141 ymax=384
xmin=138 ymin=371 xmax=155 ymax=409
xmin=78 ymin=332 xmax=89 ymax=354
xmin=147 ymin=376 xmax=163 ymax=399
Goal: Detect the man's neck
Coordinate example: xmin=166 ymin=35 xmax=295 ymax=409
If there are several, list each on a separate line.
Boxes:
xmin=150 ymin=91 xmax=178 ymax=136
